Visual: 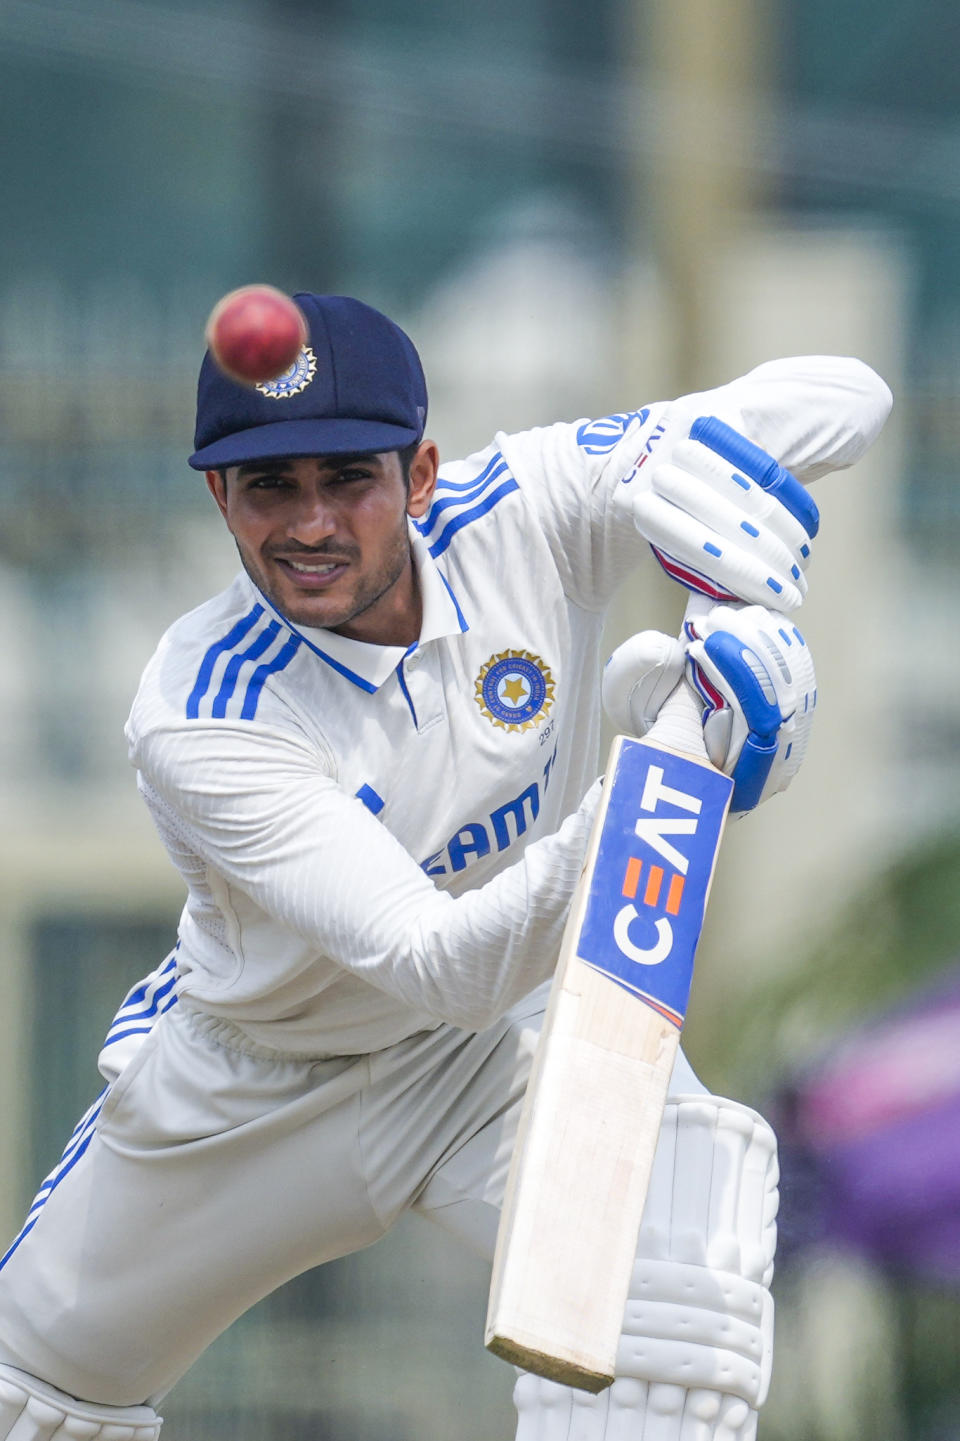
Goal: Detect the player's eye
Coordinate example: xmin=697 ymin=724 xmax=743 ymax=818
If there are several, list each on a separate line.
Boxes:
xmin=332 ymin=467 xmax=375 ymax=484
xmin=246 ymin=474 xmax=293 ymax=490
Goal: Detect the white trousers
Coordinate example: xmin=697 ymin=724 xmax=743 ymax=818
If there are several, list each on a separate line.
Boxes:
xmin=0 ymin=985 xmax=708 ymax=1411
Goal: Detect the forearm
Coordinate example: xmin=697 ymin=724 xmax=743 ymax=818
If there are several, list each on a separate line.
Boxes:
xmin=139 ymin=725 xmax=602 ymax=1032
xmin=496 ymin=355 xmax=892 ymax=614
xmin=659 ymin=354 xmax=892 ymax=481
xmin=380 ymin=782 xmax=603 ymax=1029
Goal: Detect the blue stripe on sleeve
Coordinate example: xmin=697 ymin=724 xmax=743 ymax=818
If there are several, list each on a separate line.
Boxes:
xmin=418 ymin=457 xmax=510 ymax=532
xmin=415 ymin=453 xmax=508 ymax=531
xmin=421 ymin=468 xmax=510 ymax=527
xmin=428 ymin=478 xmax=520 ymax=557
xmin=211 ymin=620 xmax=281 ymax=718
xmin=240 ymin=633 xmax=303 ymax=719
xmin=187 ymin=605 xmax=264 ymax=718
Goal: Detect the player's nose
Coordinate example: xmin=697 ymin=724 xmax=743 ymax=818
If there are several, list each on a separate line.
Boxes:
xmin=288 ymin=489 xmax=338 ymax=543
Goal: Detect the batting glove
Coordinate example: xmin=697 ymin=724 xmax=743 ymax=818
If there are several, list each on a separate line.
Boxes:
xmin=602 ymin=603 xmax=817 ymax=813
xmin=625 ymin=416 xmax=819 ymax=612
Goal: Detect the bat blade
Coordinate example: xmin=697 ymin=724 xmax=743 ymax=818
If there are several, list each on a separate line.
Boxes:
xmin=485 ymin=716 xmax=733 ymax=1392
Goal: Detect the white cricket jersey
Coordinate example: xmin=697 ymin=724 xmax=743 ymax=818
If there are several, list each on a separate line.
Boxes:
xmin=125 ymin=355 xmax=891 ymax=1056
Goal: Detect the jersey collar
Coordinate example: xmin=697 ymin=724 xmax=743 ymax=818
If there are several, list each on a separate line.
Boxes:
xmin=246 ymin=525 xmax=469 ymax=693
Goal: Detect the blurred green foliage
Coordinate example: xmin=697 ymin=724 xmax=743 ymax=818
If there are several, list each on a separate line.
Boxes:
xmin=723 ymin=828 xmax=960 ymax=1096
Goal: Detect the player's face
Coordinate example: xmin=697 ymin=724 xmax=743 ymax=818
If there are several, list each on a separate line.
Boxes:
xmin=205 ymin=444 xmax=438 ymax=646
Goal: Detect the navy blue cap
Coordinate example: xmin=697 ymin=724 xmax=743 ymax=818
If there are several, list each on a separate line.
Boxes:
xmin=189 ymin=293 xmax=428 ymax=470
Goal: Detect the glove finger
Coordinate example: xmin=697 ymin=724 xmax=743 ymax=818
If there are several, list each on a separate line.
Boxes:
xmin=687 ymin=416 xmax=820 ymax=539
xmin=650 ymin=461 xmax=809 ymax=596
xmin=634 ymin=492 xmax=806 ymax=610
xmin=661 ymin=439 xmax=816 ymax=568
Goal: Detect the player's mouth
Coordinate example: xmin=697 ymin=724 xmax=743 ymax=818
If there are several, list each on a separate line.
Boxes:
xmin=274 ymin=556 xmax=350 ymax=589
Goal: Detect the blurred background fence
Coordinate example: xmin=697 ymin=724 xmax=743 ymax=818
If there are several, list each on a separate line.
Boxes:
xmin=1 ymin=2 xmax=959 ymax=1437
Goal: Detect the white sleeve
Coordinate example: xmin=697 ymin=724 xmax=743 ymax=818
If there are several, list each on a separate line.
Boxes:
xmin=656 ymin=354 xmax=893 ymax=482
xmin=497 ymin=355 xmax=892 ymax=608
xmin=135 ymin=722 xmax=601 ymax=1033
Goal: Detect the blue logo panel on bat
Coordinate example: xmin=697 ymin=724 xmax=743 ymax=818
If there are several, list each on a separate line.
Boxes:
xmin=577 ymin=739 xmax=733 ymax=1026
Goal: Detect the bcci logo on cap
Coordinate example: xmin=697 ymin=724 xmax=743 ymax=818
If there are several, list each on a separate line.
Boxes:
xmin=256 ymin=346 xmax=318 ymax=399
xmin=475 ymin=651 xmax=555 ymax=733
xmin=577 ymin=740 xmax=731 ymax=1027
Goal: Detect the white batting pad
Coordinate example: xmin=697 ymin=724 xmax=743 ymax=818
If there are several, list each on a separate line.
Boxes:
xmin=0 ymin=1368 xmax=161 ymax=1441
xmin=513 ymin=1096 xmax=777 ymax=1441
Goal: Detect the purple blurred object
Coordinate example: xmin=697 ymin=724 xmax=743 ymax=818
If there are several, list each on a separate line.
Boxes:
xmin=785 ymin=966 xmax=960 ymax=1280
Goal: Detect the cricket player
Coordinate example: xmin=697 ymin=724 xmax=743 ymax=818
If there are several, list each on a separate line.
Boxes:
xmin=0 ymin=294 xmax=891 ymax=1441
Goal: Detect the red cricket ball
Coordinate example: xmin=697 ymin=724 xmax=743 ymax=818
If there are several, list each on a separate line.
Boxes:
xmin=205 ymin=284 xmax=308 ymax=386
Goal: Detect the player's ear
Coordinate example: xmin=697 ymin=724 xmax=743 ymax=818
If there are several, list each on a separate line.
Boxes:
xmin=405 ymin=441 xmax=439 ymax=520
xmin=205 ymin=469 xmax=230 ymax=521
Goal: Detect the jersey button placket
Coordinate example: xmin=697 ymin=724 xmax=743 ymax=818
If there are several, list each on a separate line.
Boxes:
xmin=401 ymin=647 xmax=446 ymax=732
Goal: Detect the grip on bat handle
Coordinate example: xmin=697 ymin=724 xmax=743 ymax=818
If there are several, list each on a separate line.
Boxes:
xmin=683 ymin=593 xmax=712 ymax=625
xmin=644 ymin=593 xmax=711 ymax=757
xmin=645 ymin=678 xmax=707 ymax=758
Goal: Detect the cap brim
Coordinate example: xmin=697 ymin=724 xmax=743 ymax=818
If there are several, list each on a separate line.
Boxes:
xmin=189 ymin=417 xmax=421 ymax=470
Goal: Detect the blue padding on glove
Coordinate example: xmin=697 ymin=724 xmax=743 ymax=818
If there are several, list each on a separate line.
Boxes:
xmin=700 ymin=631 xmax=785 ymax=812
xmin=689 ymin=415 xmax=820 ymax=540
xmin=702 ymin=632 xmax=782 ymax=735
xmin=730 ymin=734 xmax=778 ymax=812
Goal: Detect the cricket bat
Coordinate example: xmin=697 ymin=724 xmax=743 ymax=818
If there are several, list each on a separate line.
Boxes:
xmin=485 ymin=676 xmax=733 ymax=1393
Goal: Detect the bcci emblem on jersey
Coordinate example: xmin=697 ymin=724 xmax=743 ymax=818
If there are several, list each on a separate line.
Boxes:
xmin=255 ymin=346 xmax=318 ymax=399
xmin=475 ymin=651 xmax=555 ymax=733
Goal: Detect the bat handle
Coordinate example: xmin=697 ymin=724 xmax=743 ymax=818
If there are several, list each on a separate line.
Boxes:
xmin=644 ymin=678 xmax=708 ymax=759
xmin=644 ymin=593 xmax=713 ymax=757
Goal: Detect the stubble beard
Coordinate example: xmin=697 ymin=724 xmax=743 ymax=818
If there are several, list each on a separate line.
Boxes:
xmin=234 ymin=526 xmax=413 ymax=635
